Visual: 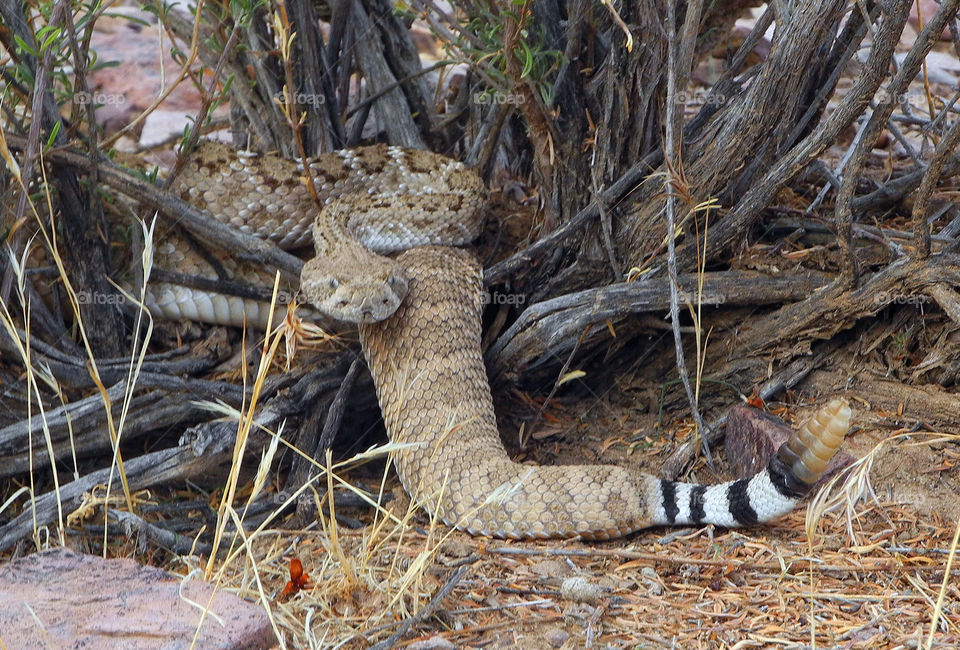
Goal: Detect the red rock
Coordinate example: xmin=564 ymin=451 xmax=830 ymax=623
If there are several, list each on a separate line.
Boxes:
xmin=726 ymin=404 xmax=853 ymax=487
xmin=0 ymin=548 xmax=276 ymax=649
xmin=909 ymin=1 xmax=953 ymax=40
xmin=84 ymin=6 xmax=229 ymax=147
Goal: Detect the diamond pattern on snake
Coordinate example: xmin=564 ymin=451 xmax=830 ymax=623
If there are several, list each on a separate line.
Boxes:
xmin=153 ymin=141 xmax=851 ymax=539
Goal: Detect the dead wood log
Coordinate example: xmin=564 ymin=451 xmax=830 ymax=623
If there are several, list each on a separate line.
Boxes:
xmin=643 ymin=253 xmax=960 ymax=422
xmin=346 ymin=0 xmax=426 ymax=148
xmin=0 ymin=435 xmax=234 ymax=552
xmin=0 ymin=321 xmax=247 ymax=477
xmin=807 ymin=369 xmax=960 ymax=427
xmin=107 ymin=509 xmax=214 ymax=557
xmin=0 ymin=392 xmax=196 ymax=480
xmin=617 ymin=0 xmax=862 ymax=271
xmin=734 ymin=254 xmax=960 ymax=356
xmin=487 ymin=270 xmax=830 ymax=381
xmin=0 ymin=362 xmax=353 ymax=552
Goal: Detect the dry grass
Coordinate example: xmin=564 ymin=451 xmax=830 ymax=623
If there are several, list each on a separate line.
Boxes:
xmin=136 ymin=401 xmax=958 ymax=649
xmin=0 ymin=128 xmax=161 ymax=545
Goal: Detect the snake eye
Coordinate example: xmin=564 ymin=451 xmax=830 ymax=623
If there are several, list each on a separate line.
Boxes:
xmin=387 ymin=274 xmax=401 ymax=288
xmin=328 ymin=277 xmax=339 ymax=290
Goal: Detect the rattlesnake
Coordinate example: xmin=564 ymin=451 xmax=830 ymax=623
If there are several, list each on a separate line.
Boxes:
xmin=150 ymin=141 xmax=484 ymax=327
xmin=158 ymin=142 xmax=851 ymax=539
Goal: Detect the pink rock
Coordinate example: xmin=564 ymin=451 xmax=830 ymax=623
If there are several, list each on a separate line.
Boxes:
xmin=83 ymin=7 xmax=229 ymax=145
xmin=909 ymin=1 xmax=953 ymax=40
xmin=0 ymin=548 xmax=276 ymax=649
xmin=87 ymin=8 xmax=204 ymax=113
xmin=725 ymin=404 xmax=852 ymax=487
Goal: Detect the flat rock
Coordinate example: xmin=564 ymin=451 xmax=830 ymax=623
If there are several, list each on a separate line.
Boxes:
xmin=0 ymin=548 xmax=276 ymax=649
xmin=726 ymin=404 xmax=853 ymax=488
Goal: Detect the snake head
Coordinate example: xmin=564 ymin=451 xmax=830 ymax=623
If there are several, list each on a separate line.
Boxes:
xmin=300 ymin=256 xmax=408 ymax=323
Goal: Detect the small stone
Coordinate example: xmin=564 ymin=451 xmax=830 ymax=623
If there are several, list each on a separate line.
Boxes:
xmin=559 ymin=576 xmax=604 ymax=605
xmin=546 ymin=628 xmax=571 ymax=647
xmin=439 ymin=538 xmax=472 ymax=558
xmin=529 ymin=559 xmax=572 ymax=578
xmin=408 ymin=634 xmax=456 ymax=649
xmin=640 ymin=567 xmax=663 ymax=596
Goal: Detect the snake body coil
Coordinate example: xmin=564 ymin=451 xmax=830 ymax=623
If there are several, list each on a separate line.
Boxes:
xmin=155 ymin=143 xmax=850 ymax=539
xmin=360 ymin=247 xmax=850 ymax=539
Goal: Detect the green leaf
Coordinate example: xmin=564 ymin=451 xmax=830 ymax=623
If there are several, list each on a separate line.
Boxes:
xmin=14 ymin=35 xmax=39 ymax=58
xmin=103 ymin=10 xmax=150 ymax=28
xmin=41 ymin=29 xmax=62 ymax=54
xmin=45 ymin=121 xmax=62 ymax=149
xmin=180 ymin=123 xmax=194 ymax=149
xmin=519 ymin=40 xmax=534 ymax=78
xmin=221 ymin=73 xmax=235 ymax=95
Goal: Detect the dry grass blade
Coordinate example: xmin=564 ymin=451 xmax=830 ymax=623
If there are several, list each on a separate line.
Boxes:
xmin=806 ymin=431 xmax=960 ymax=544
xmin=926 ymin=514 xmax=960 ymax=647
xmin=205 ymin=271 xmax=287 ymax=575
xmin=0 ymin=245 xmax=65 ymax=547
xmin=368 ymin=563 xmax=472 ymax=650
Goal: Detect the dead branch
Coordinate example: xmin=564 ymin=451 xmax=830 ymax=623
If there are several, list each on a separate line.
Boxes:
xmin=488 ymin=270 xmax=830 ymax=380
xmin=738 ymin=253 xmax=960 ymax=355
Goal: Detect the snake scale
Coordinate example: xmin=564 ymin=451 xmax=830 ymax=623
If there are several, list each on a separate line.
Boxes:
xmin=159 ymin=141 xmax=851 ymax=539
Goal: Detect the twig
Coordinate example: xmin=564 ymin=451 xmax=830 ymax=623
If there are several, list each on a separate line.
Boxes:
xmin=406 ymin=0 xmax=484 ymax=49
xmin=345 ymin=60 xmax=452 ymax=120
xmin=483 ymin=150 xmax=659 ymax=285
xmin=315 ymin=359 xmax=362 ymax=456
xmin=927 ymin=284 xmax=960 ymax=326
xmin=499 ymin=2 xmax=558 ymax=223
xmin=911 ymin=101 xmax=960 ymax=258
xmin=522 ymin=327 xmax=589 ymax=448
xmin=100 ymin=0 xmax=206 ymax=150
xmin=664 ymin=0 xmax=712 ymax=466
xmin=485 ymin=546 xmax=960 ymax=574
xmin=834 ymin=0 xmax=960 ymax=282
xmin=739 ymin=253 xmax=960 ymax=356
xmin=368 ymin=564 xmax=473 ymax=650
xmin=109 ymin=509 xmax=213 ymax=556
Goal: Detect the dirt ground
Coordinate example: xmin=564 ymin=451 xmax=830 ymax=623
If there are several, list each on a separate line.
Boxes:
xmin=244 ymin=388 xmax=958 ymax=648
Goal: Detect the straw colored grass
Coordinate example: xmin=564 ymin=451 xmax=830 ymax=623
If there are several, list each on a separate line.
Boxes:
xmin=145 ymin=405 xmax=959 ymax=649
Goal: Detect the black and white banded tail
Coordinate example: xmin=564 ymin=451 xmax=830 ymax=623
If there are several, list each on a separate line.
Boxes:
xmin=651 ymin=399 xmax=851 ymax=528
